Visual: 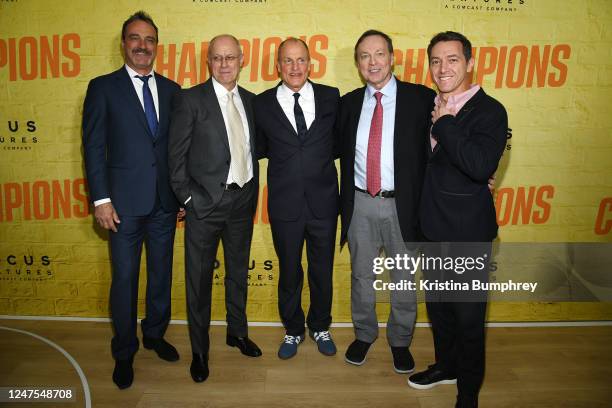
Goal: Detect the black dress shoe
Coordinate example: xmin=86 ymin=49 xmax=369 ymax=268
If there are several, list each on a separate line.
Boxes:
xmin=143 ymin=337 xmax=179 ymax=362
xmin=345 ymin=339 xmax=372 ymax=366
xmin=226 ymin=335 xmax=262 ymax=357
xmin=112 ymin=358 xmax=134 ymax=389
xmin=190 ymin=353 xmax=209 ymax=383
xmin=408 ymin=363 xmax=457 ymax=389
xmin=391 ymin=346 xmax=415 ymax=374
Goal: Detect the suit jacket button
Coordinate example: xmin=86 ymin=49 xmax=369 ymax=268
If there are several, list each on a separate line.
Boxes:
xmin=152 ymin=163 xmax=156 ymax=167
xmin=220 ymin=182 xmax=225 ymax=187
xmin=226 ymin=160 xmax=230 ymax=165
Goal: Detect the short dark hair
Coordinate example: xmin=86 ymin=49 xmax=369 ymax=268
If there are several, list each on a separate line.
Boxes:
xmin=277 ymin=38 xmax=310 ymax=63
xmin=354 ymin=30 xmax=394 ymax=62
xmin=427 ymin=31 xmax=472 ymax=61
xmin=121 ymin=11 xmax=158 ymax=42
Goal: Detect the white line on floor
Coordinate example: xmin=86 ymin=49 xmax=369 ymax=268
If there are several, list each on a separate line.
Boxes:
xmin=1 ymin=315 xmax=611 ymax=327
xmin=0 ymin=326 xmax=92 ymax=408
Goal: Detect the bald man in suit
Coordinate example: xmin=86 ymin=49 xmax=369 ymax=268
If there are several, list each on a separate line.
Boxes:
xmin=168 ymin=34 xmax=262 ymax=383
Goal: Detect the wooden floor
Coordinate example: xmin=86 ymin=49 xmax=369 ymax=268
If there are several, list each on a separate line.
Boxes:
xmin=0 ymin=319 xmax=611 ymax=408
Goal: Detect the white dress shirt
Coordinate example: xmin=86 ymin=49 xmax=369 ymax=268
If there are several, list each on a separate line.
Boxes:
xmin=276 ymin=81 xmax=316 ymax=132
xmin=125 ymin=64 xmax=160 ymax=121
xmin=94 ymin=64 xmax=160 ymax=207
xmin=354 ymin=75 xmax=397 ymax=191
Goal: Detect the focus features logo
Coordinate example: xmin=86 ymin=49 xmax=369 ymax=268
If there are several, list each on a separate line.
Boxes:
xmin=1 ymin=120 xmax=38 ymax=151
xmin=213 ymin=258 xmax=275 ymax=287
xmin=1 ymin=254 xmax=53 ymax=280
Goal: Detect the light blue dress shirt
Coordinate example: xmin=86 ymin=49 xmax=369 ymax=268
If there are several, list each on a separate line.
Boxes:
xmin=354 ymin=75 xmax=397 ymax=191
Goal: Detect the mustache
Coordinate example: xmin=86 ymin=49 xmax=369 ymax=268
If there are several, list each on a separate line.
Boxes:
xmin=131 ymin=48 xmax=152 ymax=55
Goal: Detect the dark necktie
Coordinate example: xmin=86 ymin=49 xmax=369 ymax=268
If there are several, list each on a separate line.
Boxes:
xmin=366 ymin=91 xmax=383 ymax=196
xmin=136 ymin=75 xmax=158 ymax=138
xmin=293 ymin=92 xmax=307 ymax=140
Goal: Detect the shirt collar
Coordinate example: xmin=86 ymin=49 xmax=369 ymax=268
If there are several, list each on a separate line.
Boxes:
xmin=212 ymin=76 xmax=239 ymax=99
xmin=279 ymin=80 xmax=314 ymax=100
xmin=366 ymin=75 xmax=396 ymax=100
xmin=125 ymin=64 xmax=154 ymax=79
xmin=435 ymin=84 xmax=481 ymax=110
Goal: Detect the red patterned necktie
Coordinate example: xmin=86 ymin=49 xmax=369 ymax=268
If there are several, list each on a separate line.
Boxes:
xmin=366 ymin=91 xmax=383 ymax=196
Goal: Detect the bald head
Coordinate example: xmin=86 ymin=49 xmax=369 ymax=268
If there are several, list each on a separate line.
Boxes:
xmin=208 ymin=34 xmax=242 ymax=59
xmin=207 ymin=34 xmax=244 ymax=91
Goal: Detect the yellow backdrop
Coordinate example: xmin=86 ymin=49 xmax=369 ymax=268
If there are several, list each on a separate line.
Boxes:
xmin=1 ymin=0 xmax=611 ymax=322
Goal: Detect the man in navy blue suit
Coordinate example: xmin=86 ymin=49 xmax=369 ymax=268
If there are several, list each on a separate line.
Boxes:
xmin=82 ymin=11 xmax=182 ymax=390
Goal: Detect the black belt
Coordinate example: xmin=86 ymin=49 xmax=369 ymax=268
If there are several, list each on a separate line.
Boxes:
xmin=355 ymin=187 xmax=395 ymax=198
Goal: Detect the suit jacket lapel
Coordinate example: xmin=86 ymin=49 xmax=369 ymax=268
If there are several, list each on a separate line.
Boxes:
xmin=309 ymin=81 xmax=323 ymax=134
xmin=350 ymin=87 xmax=366 ymax=151
xmin=114 ymin=68 xmax=153 ymax=138
xmin=454 ymin=88 xmax=483 ymax=123
xmin=201 ymin=80 xmax=230 ymax=153
xmin=156 ymin=74 xmax=168 ymax=139
xmin=270 ymin=83 xmax=299 ymax=138
xmin=393 ymin=81 xmax=410 ymax=159
xmin=238 ymin=86 xmax=257 ymax=164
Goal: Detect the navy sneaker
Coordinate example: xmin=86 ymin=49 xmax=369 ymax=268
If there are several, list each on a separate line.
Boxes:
xmin=309 ymin=330 xmax=337 ymax=356
xmin=278 ymin=334 xmax=303 ymax=359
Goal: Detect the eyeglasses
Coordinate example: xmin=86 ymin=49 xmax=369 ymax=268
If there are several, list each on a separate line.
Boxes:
xmin=211 ymin=55 xmax=239 ymax=64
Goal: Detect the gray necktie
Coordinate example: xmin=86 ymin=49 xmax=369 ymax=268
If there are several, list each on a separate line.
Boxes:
xmin=226 ymin=92 xmax=249 ymax=187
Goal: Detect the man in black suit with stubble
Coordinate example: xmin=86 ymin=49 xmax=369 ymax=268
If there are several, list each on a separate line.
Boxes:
xmin=82 ymin=11 xmax=182 ymax=390
xmin=168 ymin=34 xmax=262 ymax=383
xmin=407 ymin=31 xmax=507 ymax=408
xmin=254 ymin=38 xmax=339 ymax=359
xmin=337 ymin=30 xmax=436 ymax=374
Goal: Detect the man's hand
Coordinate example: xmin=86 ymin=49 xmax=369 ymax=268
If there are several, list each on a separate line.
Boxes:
xmin=94 ymin=202 xmax=120 ymax=232
xmin=177 ymin=207 xmax=186 ymax=221
xmin=432 ymin=98 xmax=456 ymax=124
xmin=488 ymin=174 xmax=496 ymax=193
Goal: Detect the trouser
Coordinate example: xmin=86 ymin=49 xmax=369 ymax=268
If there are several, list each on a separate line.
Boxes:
xmin=423 ymin=241 xmax=491 ymax=399
xmin=110 ymin=197 xmax=176 ymax=360
xmin=347 ymin=190 xmax=417 ymax=347
xmin=184 ymin=181 xmax=255 ymax=355
xmin=271 ymin=202 xmax=336 ymax=336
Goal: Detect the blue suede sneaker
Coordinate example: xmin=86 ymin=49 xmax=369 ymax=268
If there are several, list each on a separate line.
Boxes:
xmin=278 ymin=334 xmax=303 ymax=359
xmin=309 ymin=330 xmax=337 ymax=356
